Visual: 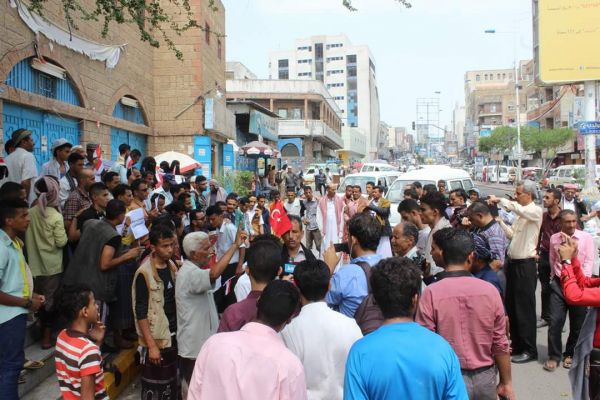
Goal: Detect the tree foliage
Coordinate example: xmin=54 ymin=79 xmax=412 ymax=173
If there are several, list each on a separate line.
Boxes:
xmin=478 ymin=125 xmax=574 ymax=156
xmin=28 ymin=0 xmax=411 ymax=60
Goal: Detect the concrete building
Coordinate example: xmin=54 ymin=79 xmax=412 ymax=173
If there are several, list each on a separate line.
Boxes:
xmin=452 ymin=103 xmax=466 ymax=154
xmin=464 ymin=62 xmax=531 ymax=158
xmin=377 ymin=121 xmax=391 ymax=160
xmin=226 ymin=79 xmax=343 ymax=171
xmin=269 ymin=34 xmax=380 ymax=160
xmin=226 ymin=62 xmax=257 ymax=80
xmin=339 ymin=127 xmax=367 ymax=166
xmin=0 ymin=0 xmax=233 ymax=179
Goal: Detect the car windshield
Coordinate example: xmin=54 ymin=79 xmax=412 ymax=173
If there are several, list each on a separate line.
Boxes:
xmin=338 ymin=176 xmax=377 ymax=193
xmin=386 ymin=179 xmax=435 ymax=202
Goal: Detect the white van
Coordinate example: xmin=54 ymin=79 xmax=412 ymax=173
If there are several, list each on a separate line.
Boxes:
xmin=385 ymin=168 xmax=474 ymax=226
xmin=337 ymin=171 xmax=401 ymax=194
xmin=546 ymin=165 xmax=598 ymax=188
xmin=360 ymin=162 xmax=398 ymax=173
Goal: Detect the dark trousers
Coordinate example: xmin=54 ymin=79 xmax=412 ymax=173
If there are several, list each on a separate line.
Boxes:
xmin=505 ymin=257 xmax=538 ymax=357
xmin=214 ymin=262 xmax=238 ymax=314
xmin=548 ymin=277 xmax=587 ymax=360
xmin=179 ymin=356 xmax=196 ymax=385
xmin=0 ymin=314 xmax=27 ymax=400
xmin=538 ymin=251 xmax=552 ymax=322
xmin=591 ymin=348 xmax=600 ymax=400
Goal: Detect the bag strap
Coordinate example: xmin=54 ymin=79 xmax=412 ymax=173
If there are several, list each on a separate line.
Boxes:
xmin=356 ymin=261 xmax=372 ymax=293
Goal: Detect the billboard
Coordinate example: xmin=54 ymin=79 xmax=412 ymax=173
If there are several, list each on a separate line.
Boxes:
xmin=537 ymin=0 xmax=600 ymax=84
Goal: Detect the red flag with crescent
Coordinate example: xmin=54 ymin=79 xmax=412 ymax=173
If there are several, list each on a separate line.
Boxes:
xmin=269 ymin=200 xmax=292 ymax=237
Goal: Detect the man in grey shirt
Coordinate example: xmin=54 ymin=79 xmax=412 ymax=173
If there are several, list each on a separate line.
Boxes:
xmin=302 ymin=186 xmax=322 ymax=254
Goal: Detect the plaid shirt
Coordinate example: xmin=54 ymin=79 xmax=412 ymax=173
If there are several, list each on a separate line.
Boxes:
xmin=63 ymin=188 xmax=92 ymax=222
xmin=474 ymin=220 xmax=509 ymax=265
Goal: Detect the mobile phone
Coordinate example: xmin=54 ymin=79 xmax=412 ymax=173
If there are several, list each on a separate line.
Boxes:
xmin=284 ymin=263 xmax=296 ymax=275
xmin=334 ymin=242 xmax=350 ymax=253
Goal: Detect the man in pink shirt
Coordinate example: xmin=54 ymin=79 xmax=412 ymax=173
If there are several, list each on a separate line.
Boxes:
xmin=188 ymin=280 xmax=307 ymax=400
xmin=416 ymin=227 xmax=514 ymax=400
xmin=545 ymin=209 xmax=593 ymax=371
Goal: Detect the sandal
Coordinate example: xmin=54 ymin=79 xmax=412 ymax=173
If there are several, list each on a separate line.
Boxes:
xmin=543 ymin=359 xmax=558 ymax=372
xmin=23 ymin=359 xmax=45 ymax=370
xmin=563 ymin=356 xmax=573 ymax=369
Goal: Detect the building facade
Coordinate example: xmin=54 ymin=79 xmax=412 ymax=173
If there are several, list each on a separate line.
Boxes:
xmin=464 ymin=62 xmax=531 ymax=158
xmin=0 ymin=0 xmax=233 ymax=178
xmin=269 ymin=34 xmax=380 ymax=160
xmin=226 ymin=79 xmax=343 ymax=171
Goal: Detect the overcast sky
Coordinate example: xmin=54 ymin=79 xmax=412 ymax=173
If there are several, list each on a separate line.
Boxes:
xmin=222 ymin=0 xmax=533 ymax=131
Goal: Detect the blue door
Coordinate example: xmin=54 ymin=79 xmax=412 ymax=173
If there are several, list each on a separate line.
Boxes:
xmin=194 ymin=135 xmax=212 ymax=178
xmin=2 ymin=102 xmax=80 ymax=171
xmin=110 ymin=128 xmax=147 ymax=168
xmin=223 ymin=143 xmax=234 ymax=173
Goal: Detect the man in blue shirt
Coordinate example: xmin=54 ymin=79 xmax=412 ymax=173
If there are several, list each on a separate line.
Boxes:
xmin=0 ymin=199 xmax=45 ymax=400
xmin=344 ymin=257 xmax=468 ymax=400
xmin=325 ymin=213 xmax=383 ymax=317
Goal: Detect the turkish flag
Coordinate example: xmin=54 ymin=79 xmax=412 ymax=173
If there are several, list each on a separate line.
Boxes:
xmin=270 ymin=200 xmax=292 ymax=237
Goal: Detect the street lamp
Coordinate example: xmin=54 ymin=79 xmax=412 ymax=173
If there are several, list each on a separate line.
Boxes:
xmin=484 ymin=29 xmax=522 ymax=184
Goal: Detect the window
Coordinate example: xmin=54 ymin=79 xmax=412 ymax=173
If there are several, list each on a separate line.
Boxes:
xmin=327 ymin=70 xmax=343 ymax=76
xmin=326 ymin=43 xmax=344 ymax=49
xmin=278 ymin=59 xmax=289 ymax=68
xmin=298 ymin=59 xmax=312 ymax=64
xmin=502 ymin=73 xmax=506 ymax=79
xmin=484 ymin=74 xmax=488 ymax=80
xmin=333 ymin=96 xmax=345 ymax=100
xmin=298 ymin=72 xmax=312 ymax=77
xmin=205 ymin=22 xmax=210 ymax=44
xmin=326 ymin=83 xmax=344 ymax=88
xmin=297 ymin=46 xmax=312 ymax=51
xmin=497 ymin=73 xmax=501 ymax=80
xmin=279 ymin=70 xmax=289 ymax=79
xmin=291 ymin=108 xmax=302 ymax=119
xmin=347 ymin=54 xmax=357 ymax=64
xmin=476 ymin=74 xmax=481 ymax=81
xmin=278 ymin=108 xmax=288 ymax=118
xmin=326 ymin=56 xmax=344 ymax=62
xmin=36 ymin=72 xmax=56 ymax=99
xmin=347 ymin=65 xmax=357 ymax=77
xmin=217 ymin=39 xmax=222 ymax=60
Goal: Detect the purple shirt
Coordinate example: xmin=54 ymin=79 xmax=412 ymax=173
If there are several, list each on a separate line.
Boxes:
xmin=188 ymin=322 xmax=307 ymax=400
xmin=217 ymin=291 xmax=261 ymax=333
xmin=416 ymin=275 xmax=509 ymax=370
xmin=549 ymin=229 xmax=594 ymax=278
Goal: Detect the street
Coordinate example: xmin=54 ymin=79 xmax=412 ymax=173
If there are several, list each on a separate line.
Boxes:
xmin=477 ymin=181 xmax=572 ymax=399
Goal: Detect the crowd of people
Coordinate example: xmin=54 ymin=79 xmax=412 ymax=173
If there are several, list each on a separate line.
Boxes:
xmin=1 ymin=129 xmax=600 ymax=400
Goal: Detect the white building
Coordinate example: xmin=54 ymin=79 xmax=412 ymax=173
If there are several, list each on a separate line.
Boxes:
xmin=452 ymin=103 xmax=466 ymax=153
xmin=269 ymin=34 xmax=379 ymax=160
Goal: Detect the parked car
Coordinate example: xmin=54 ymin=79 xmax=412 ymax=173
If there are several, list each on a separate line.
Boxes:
xmin=303 ymin=163 xmax=340 ymax=190
xmin=385 ymin=168 xmax=474 ymax=227
xmin=546 ymin=165 xmax=600 ymax=188
xmin=337 ymin=171 xmax=401 ymax=195
xmin=360 ymin=162 xmax=398 ymax=173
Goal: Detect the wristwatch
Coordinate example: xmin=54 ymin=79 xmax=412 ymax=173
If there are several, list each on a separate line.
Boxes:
xmin=562 ymin=259 xmax=572 ymax=265
xmin=24 ymin=299 xmax=32 ymax=309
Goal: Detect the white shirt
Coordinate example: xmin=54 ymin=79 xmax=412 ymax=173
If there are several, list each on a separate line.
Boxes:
xmin=563 ymin=198 xmax=576 ymax=212
xmin=59 ymin=174 xmax=78 ymax=208
xmin=417 ymin=226 xmax=431 ymax=254
xmin=5 ymin=147 xmax=38 ymax=204
xmin=217 ymin=222 xmax=240 ymax=264
xmin=425 ymin=218 xmax=452 ymax=275
xmin=176 ymin=260 xmax=218 ymax=359
xmin=498 ymin=198 xmax=543 ymax=259
xmin=41 ymin=158 xmax=68 ymax=180
xmin=284 ymin=199 xmax=302 ymax=216
xmin=281 ymin=302 xmax=362 ymax=400
xmin=234 ymin=271 xmax=251 ymax=302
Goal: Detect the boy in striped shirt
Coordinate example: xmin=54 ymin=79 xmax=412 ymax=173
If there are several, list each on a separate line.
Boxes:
xmin=55 ymin=285 xmax=108 ymax=400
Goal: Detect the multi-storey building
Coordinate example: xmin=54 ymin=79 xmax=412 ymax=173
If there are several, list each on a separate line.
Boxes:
xmin=269 ymin=34 xmax=379 ymax=160
xmin=464 ymin=62 xmax=531 ymax=158
xmin=0 ymin=0 xmax=233 ymax=178
xmin=226 ymin=79 xmax=343 ymax=171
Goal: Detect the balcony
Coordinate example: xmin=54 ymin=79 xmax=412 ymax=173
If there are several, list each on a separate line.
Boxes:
xmin=278 ymin=119 xmax=344 ymax=149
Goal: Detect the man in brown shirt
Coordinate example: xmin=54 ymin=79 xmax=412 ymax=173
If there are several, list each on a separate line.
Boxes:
xmin=537 ymin=188 xmax=562 ymax=328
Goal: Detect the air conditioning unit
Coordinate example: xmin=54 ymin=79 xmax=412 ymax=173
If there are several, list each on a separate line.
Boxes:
xmin=31 ymin=58 xmax=66 ymax=80
xmin=121 ymin=97 xmax=139 ymax=108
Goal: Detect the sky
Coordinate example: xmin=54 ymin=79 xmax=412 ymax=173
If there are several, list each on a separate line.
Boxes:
xmin=222 ymin=0 xmax=533 ymax=131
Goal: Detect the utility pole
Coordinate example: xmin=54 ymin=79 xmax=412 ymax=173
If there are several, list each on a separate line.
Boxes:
xmin=582 ymin=81 xmax=599 ymax=197
xmin=515 ymin=61 xmax=522 ymax=185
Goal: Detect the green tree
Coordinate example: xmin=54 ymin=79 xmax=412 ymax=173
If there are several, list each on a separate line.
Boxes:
xmin=29 ymin=0 xmax=411 ymax=60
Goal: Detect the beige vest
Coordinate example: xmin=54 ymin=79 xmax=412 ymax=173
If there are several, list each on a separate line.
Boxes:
xmin=132 ymin=257 xmax=177 ymax=349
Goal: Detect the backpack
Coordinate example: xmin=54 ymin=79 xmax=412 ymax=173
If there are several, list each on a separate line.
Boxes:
xmin=354 ymin=261 xmax=384 ymax=335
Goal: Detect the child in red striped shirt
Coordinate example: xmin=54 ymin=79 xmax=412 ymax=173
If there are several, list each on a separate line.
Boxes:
xmin=55 ymin=285 xmax=108 ymax=400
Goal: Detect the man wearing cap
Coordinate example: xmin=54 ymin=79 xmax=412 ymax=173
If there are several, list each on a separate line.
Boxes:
xmin=41 ymin=139 xmax=72 ymax=179
xmin=5 ymin=128 xmax=38 ymax=204
xmin=560 ymin=184 xmax=588 ymax=228
xmin=151 ymin=173 xmax=176 ymax=206
xmin=468 ymin=188 xmax=481 ymax=203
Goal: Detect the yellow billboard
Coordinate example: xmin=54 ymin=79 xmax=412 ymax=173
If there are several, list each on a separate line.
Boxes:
xmin=537 ymin=0 xmax=600 ymax=84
